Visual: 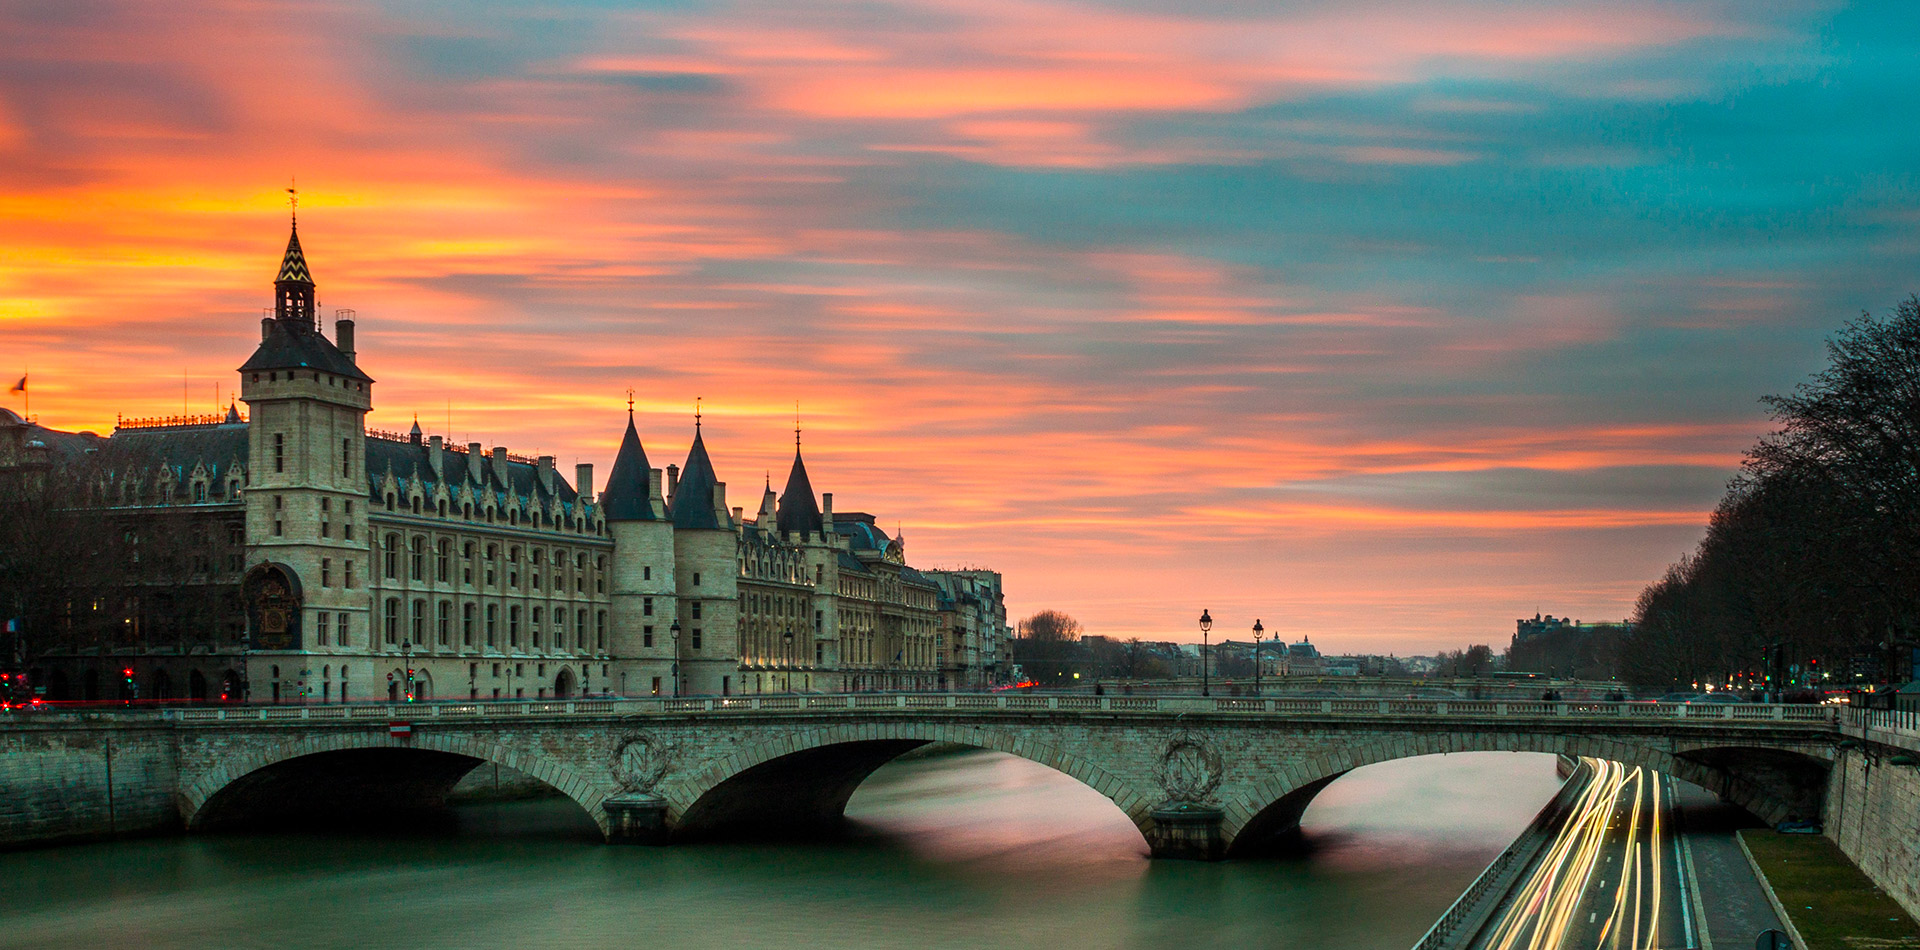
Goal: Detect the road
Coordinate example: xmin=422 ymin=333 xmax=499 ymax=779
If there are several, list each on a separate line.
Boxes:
xmin=1472 ymin=758 xmax=1697 ymax=950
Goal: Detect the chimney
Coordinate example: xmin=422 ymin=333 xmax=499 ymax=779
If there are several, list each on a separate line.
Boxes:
xmin=467 ymin=442 xmax=483 ymax=482
xmin=648 ymin=468 xmax=663 ymax=515
xmin=732 ymin=506 xmax=744 ymax=526
xmin=261 ymin=317 xmax=274 ymax=342
xmin=666 ymin=464 xmax=679 ymax=504
xmin=491 ymin=446 xmax=507 ymax=485
xmin=537 ymin=456 xmax=556 ymax=495
xmin=335 ymin=317 xmax=356 ymax=364
xmin=714 ymin=481 xmax=727 ymax=525
xmin=822 ymin=492 xmax=834 ymax=530
xmin=428 ymin=435 xmax=444 ymax=479
xmin=576 ymin=463 xmax=594 ymax=503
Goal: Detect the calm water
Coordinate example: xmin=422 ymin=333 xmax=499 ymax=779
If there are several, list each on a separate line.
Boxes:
xmin=0 ymin=750 xmax=1561 ymax=949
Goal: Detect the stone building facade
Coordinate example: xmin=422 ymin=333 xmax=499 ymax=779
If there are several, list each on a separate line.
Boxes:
xmin=0 ymin=222 xmax=1010 ymax=701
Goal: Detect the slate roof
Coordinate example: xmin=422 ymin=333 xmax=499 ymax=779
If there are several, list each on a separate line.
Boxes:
xmin=837 ymin=550 xmax=872 ymax=575
xmin=670 ymin=428 xmax=727 ymax=531
xmin=775 ymin=448 xmax=822 ymax=536
xmin=833 ymin=518 xmax=891 ymax=552
xmin=364 ymin=437 xmax=579 ymax=507
xmin=599 ymin=415 xmax=657 ymax=521
xmin=238 ymin=316 xmax=370 ymax=381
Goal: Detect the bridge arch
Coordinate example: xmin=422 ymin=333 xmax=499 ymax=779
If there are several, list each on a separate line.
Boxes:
xmin=1222 ymin=731 xmax=1833 ymax=856
xmin=667 ymin=721 xmax=1156 ymax=844
xmin=182 ymin=731 xmax=607 ymax=834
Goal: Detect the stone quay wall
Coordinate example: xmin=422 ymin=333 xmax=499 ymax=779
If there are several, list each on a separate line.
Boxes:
xmin=0 ymin=717 xmax=180 ymax=847
xmin=1829 ymin=711 xmax=1920 ymax=918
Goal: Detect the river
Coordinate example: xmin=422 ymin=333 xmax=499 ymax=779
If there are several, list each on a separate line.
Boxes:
xmin=0 ymin=749 xmax=1562 ymax=949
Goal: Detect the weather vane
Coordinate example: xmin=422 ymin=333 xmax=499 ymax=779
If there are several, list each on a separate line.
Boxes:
xmin=695 ymin=396 xmax=702 ymax=430
xmin=287 ymin=179 xmax=298 ymax=223
xmin=626 ymin=387 xmax=635 ymax=414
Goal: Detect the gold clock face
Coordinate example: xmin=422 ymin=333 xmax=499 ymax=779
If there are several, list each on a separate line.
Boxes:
xmin=262 ymin=608 xmax=288 ymax=634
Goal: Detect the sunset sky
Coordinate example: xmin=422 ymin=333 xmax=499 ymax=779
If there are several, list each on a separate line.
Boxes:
xmin=4 ymin=0 xmax=1916 ymax=652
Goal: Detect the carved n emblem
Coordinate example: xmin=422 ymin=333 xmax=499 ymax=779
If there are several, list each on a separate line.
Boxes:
xmin=612 ymin=735 xmax=674 ymax=793
xmin=1159 ymin=735 xmax=1222 ymax=803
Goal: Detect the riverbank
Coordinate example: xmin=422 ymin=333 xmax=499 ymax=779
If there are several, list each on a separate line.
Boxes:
xmin=1743 ymin=830 xmax=1920 ymax=950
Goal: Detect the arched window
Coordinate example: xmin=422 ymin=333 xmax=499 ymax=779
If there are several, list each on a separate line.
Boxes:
xmin=508 ymin=605 xmax=521 ymax=647
xmin=462 ymin=602 xmax=475 ymax=646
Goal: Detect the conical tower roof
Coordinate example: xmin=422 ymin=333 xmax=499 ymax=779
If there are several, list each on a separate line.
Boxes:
xmin=600 ymin=413 xmax=658 ymax=521
xmin=276 ymin=225 xmax=313 ymax=285
xmin=776 ymin=447 xmax=822 ymax=536
xmin=671 ymin=426 xmax=726 ymax=530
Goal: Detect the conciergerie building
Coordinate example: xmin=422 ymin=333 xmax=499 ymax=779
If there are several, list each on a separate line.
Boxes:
xmin=0 ymin=220 xmax=1012 ymax=703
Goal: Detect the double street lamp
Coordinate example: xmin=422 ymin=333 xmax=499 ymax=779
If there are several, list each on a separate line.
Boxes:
xmin=1198 ymin=609 xmax=1212 ymax=697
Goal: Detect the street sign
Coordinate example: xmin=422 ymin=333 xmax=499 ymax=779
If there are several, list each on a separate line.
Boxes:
xmin=388 ymin=721 xmax=412 ymax=737
xmin=1756 ymin=929 xmax=1792 ymax=950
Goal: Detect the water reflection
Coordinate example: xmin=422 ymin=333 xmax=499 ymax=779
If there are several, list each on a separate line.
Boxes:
xmin=0 ymin=749 xmax=1560 ymax=950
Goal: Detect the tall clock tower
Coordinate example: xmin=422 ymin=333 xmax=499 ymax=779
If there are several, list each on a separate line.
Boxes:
xmin=236 ymin=219 xmax=373 ymax=701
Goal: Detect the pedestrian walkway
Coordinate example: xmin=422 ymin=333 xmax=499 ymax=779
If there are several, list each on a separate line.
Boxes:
xmin=1674 ymin=782 xmax=1784 ymax=947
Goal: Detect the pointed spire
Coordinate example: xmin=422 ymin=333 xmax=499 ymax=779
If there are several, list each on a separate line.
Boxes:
xmin=776 ymin=422 xmax=823 ymax=538
xmin=671 ymin=418 xmax=725 ymax=530
xmin=600 ymin=409 xmax=657 ymax=521
xmin=224 ymin=400 xmax=241 ymax=424
xmin=409 ymin=414 xmax=423 ymax=444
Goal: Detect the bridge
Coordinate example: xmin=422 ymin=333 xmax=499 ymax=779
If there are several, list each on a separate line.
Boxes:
xmin=1 ymin=694 xmax=1845 ymax=860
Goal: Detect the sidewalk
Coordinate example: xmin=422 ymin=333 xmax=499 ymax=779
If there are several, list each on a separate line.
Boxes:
xmin=1674 ymin=782 xmax=1784 ymax=947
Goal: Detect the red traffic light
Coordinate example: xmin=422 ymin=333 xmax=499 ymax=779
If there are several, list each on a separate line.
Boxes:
xmin=122 ymin=668 xmax=134 ymax=678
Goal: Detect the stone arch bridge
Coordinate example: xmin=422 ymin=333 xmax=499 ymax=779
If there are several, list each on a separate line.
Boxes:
xmin=7 ymin=695 xmax=1842 ymax=859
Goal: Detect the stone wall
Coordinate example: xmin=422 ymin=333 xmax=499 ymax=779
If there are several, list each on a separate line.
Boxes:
xmin=0 ymin=719 xmax=179 ymax=847
xmin=1824 ymin=746 xmax=1920 ymax=918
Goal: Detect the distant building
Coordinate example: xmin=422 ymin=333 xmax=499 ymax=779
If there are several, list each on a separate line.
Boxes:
xmin=1515 ymin=613 xmax=1628 ymax=643
xmin=0 ymin=219 xmax=1010 ymax=701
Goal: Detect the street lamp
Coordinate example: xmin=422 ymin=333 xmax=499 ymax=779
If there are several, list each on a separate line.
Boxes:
xmin=1199 ymin=609 xmax=1213 ymax=697
xmin=401 ymin=638 xmax=415 ymax=703
xmin=783 ymin=628 xmax=795 ymax=693
xmin=670 ymin=620 xmax=682 ymax=697
xmin=1252 ymin=619 xmax=1264 ymax=696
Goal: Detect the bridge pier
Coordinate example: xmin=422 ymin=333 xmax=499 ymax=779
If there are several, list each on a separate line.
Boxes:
xmin=1147 ymin=803 xmax=1227 ymax=861
xmin=603 ymin=794 xmax=670 ymax=845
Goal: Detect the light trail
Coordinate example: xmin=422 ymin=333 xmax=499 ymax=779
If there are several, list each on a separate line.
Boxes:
xmin=1476 ymin=758 xmax=1687 ymax=950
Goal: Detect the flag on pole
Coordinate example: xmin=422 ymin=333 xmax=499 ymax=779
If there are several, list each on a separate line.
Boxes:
xmin=6 ymin=375 xmax=22 ymax=395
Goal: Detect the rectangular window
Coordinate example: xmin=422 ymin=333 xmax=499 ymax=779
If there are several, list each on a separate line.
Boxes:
xmin=463 ymin=603 xmax=475 ymax=646
xmin=643 ymin=625 xmax=653 ymax=648
xmin=651 ymin=676 xmax=661 ymax=695
xmin=317 ymin=611 xmax=330 ymax=646
xmin=691 ymin=628 xmax=702 ymax=650
xmin=438 ymin=601 xmax=451 ymax=646
xmin=273 ymin=433 xmax=284 ymax=473
xmin=412 ymin=599 xmax=425 ymax=644
xmin=321 ymin=558 xmax=332 ymax=587
xmin=509 ymin=606 xmax=520 ymax=646
xmin=486 ymin=605 xmax=497 ymax=646
xmin=643 ymin=597 xmax=653 ymax=616
xmin=342 ymin=438 xmax=351 ymax=477
xmin=643 ymin=566 xmax=651 ymax=581
xmin=320 ymin=521 xmax=329 ymax=538
xmin=344 ymin=560 xmax=354 ymax=588
xmin=690 ymin=601 xmax=702 ymax=620
xmin=338 ymin=614 xmax=350 ymax=646
xmin=692 ymin=572 xmax=700 ymax=586
xmin=596 ymin=611 xmax=606 ymax=650
xmin=384 ymin=599 xmax=399 ymax=644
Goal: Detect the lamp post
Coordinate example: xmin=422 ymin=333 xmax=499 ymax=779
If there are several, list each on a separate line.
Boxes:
xmin=670 ymin=621 xmax=682 ymax=697
xmin=1251 ymin=619 xmax=1264 ymax=696
xmin=1198 ymin=609 xmax=1212 ymax=697
xmin=401 ymin=638 xmax=414 ymax=703
xmin=783 ymin=628 xmax=795 ymax=693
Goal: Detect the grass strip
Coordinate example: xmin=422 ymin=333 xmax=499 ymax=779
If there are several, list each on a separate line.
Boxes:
xmin=1740 ymin=830 xmax=1920 ymax=950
